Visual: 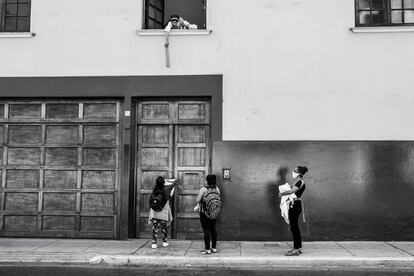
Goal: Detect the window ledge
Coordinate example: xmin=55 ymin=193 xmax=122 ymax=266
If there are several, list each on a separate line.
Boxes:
xmin=0 ymin=32 xmax=35 ymax=38
xmin=136 ymin=29 xmax=212 ymax=36
xmin=350 ymin=26 xmax=414 ymax=33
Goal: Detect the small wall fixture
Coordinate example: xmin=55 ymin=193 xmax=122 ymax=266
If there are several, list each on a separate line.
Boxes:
xmin=223 ymin=168 xmax=231 ymax=181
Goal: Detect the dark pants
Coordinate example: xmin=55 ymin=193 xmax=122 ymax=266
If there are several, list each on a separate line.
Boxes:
xmin=288 ymin=200 xmax=302 ymax=249
xmin=199 ymin=212 xmax=217 ymax=250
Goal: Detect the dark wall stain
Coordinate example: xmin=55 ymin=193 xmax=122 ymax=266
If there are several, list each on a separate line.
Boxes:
xmin=213 ymin=141 xmax=414 ymax=241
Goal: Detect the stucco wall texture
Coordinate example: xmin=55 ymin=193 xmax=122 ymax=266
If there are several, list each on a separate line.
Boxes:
xmin=1 ymin=0 xmax=414 ymax=140
xmin=1 ymin=0 xmax=414 ymax=240
xmin=213 ymin=141 xmax=414 ymax=241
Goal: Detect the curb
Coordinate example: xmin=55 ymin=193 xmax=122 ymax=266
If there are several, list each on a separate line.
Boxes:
xmin=89 ymin=255 xmax=414 ymax=270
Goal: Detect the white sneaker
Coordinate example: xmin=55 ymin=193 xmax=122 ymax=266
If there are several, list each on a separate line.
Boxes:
xmin=151 ymin=243 xmax=157 ymax=249
xmin=162 ymin=242 xmax=169 ymax=247
xmin=211 ymin=248 xmax=217 ymax=253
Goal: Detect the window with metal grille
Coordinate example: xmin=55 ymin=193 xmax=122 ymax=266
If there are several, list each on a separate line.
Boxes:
xmin=144 ymin=0 xmax=206 ymax=29
xmin=355 ymin=0 xmax=414 ymax=26
xmin=0 ymin=0 xmax=31 ymax=32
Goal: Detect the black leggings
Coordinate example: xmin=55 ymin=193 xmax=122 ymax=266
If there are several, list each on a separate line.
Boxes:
xmin=199 ymin=212 xmax=217 ymax=250
xmin=288 ymin=201 xmax=302 ymax=249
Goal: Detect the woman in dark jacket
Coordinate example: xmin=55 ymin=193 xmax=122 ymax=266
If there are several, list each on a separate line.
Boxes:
xmin=278 ymin=166 xmax=308 ymax=256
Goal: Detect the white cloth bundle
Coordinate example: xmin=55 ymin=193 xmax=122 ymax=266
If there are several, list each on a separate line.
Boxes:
xmin=279 ymin=183 xmax=296 ymax=224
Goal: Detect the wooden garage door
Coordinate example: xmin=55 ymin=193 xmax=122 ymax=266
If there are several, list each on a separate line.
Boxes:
xmin=0 ymin=100 xmax=121 ymax=238
xmin=136 ymin=100 xmax=210 ymax=239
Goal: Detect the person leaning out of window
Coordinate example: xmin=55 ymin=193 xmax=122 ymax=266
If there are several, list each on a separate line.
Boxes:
xmin=164 ymin=14 xmax=198 ymax=32
xmin=164 ymin=14 xmax=198 ymax=47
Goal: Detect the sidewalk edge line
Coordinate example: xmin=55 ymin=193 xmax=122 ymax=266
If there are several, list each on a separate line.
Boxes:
xmin=81 ymin=240 xmax=104 ymax=253
xmin=131 ymin=240 xmax=150 ymax=255
xmin=385 ymin=241 xmax=414 ymax=257
xmin=336 ymin=241 xmax=356 ymax=257
xmin=184 ymin=241 xmax=192 ymax=256
xmin=33 ymin=239 xmax=60 ymax=252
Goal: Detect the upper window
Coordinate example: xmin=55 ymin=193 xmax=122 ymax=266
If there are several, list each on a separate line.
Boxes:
xmin=144 ymin=0 xmax=206 ymax=30
xmin=0 ymin=0 xmax=31 ymax=32
xmin=356 ymin=0 xmax=414 ymax=26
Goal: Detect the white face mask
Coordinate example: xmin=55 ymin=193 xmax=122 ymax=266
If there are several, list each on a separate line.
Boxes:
xmin=292 ymin=171 xmax=299 ymax=179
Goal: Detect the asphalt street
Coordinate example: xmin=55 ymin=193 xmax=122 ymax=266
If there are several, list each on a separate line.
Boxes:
xmin=0 ymin=265 xmax=414 ymax=276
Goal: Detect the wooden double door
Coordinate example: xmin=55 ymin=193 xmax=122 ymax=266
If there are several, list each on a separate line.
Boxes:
xmin=136 ymin=100 xmax=210 ymax=239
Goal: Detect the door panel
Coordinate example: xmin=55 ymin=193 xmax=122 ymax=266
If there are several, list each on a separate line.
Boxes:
xmin=141 ymin=148 xmax=170 ymax=168
xmin=45 ymin=125 xmax=79 ymax=144
xmin=178 ymin=103 xmax=206 ymax=120
xmin=177 ymin=148 xmax=206 ymax=166
xmin=9 ymin=104 xmax=41 ymax=118
xmin=46 ymin=104 xmax=78 ymax=119
xmin=177 ymin=171 xmax=206 ymax=190
xmin=141 ymin=103 xmax=170 ymax=121
xmin=136 ymin=100 xmax=210 ymax=239
xmin=178 ymin=125 xmax=206 ymax=143
xmin=142 ymin=125 xmax=170 ymax=144
xmin=177 ymin=102 xmax=209 ymax=124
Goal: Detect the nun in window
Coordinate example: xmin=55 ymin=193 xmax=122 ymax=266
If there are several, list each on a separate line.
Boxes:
xmin=164 ymin=14 xmax=198 ymax=33
xmin=163 ymin=14 xmax=197 ymax=67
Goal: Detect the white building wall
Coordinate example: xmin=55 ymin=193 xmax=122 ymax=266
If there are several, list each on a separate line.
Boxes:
xmin=1 ymin=0 xmax=414 ymax=140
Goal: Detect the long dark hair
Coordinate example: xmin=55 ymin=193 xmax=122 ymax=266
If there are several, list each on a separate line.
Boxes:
xmin=153 ymin=176 xmax=165 ymax=194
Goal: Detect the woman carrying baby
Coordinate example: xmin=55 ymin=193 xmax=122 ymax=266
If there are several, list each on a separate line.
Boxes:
xmin=278 ymin=166 xmax=308 ymax=256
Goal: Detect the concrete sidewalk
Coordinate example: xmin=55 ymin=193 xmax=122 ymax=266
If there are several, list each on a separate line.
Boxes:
xmin=0 ymin=239 xmax=414 ymax=271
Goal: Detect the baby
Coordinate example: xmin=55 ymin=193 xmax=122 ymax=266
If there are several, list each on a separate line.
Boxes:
xmin=278 ymin=183 xmax=296 ymax=224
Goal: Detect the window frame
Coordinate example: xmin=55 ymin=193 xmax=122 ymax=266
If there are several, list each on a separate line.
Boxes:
xmin=0 ymin=0 xmax=32 ymax=33
xmin=355 ymin=0 xmax=414 ymax=27
xmin=142 ymin=0 xmax=207 ymax=30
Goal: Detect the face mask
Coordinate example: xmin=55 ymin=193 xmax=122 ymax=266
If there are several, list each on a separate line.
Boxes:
xmin=292 ymin=171 xmax=299 ymax=178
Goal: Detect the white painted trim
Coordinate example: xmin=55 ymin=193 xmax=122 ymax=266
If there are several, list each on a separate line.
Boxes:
xmin=0 ymin=32 xmax=35 ymax=38
xmin=350 ymin=26 xmax=414 ymax=33
xmin=136 ymin=29 xmax=212 ymax=36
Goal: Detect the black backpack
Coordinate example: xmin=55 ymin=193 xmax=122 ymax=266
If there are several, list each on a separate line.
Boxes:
xmin=149 ymin=191 xmax=166 ymax=212
xmin=202 ymin=187 xmax=222 ymax=220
